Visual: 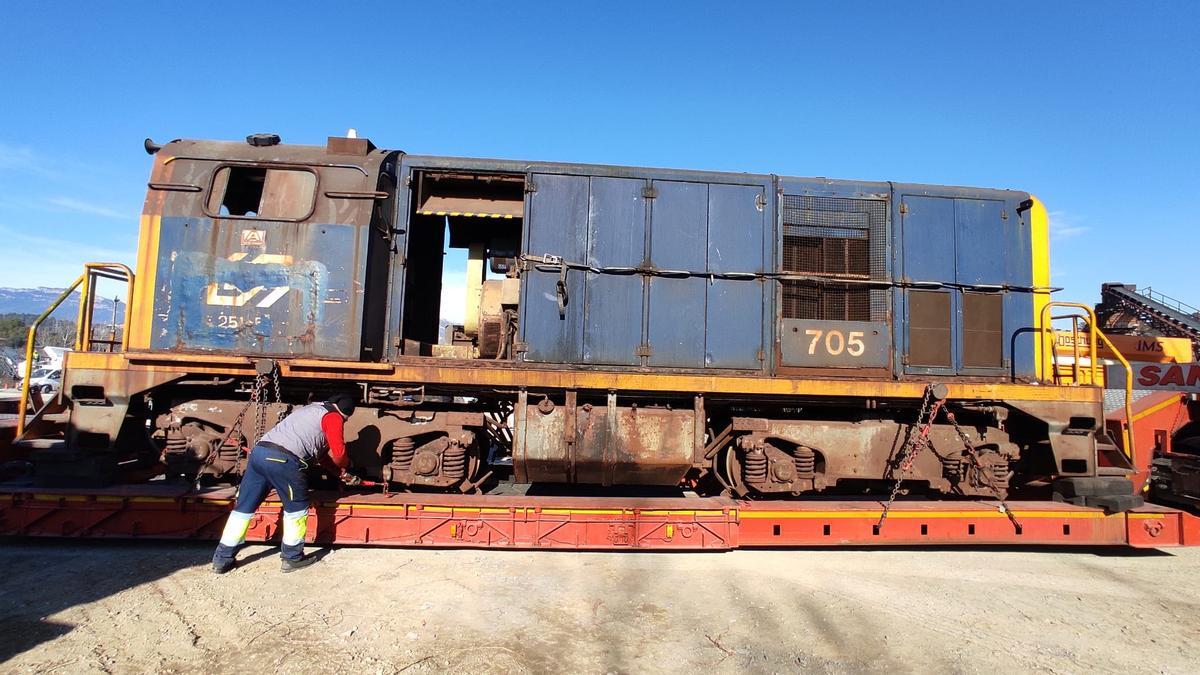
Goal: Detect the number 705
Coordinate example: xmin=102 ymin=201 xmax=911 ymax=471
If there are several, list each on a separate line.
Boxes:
xmin=805 ymin=329 xmax=866 ymax=357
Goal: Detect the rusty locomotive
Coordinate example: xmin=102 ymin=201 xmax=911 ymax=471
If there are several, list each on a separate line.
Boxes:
xmin=24 ymin=133 xmax=1128 ymax=502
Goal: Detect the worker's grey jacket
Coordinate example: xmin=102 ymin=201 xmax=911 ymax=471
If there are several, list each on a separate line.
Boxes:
xmin=259 ymin=402 xmax=333 ymax=461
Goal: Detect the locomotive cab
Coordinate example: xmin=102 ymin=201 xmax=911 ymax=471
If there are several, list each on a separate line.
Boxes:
xmin=129 ymin=134 xmax=398 ymax=362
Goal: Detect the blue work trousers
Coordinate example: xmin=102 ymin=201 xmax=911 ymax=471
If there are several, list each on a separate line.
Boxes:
xmin=212 ymin=444 xmax=310 ymax=564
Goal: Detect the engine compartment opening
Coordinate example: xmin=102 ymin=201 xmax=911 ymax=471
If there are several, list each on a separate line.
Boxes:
xmin=400 ymin=170 xmax=524 ymax=359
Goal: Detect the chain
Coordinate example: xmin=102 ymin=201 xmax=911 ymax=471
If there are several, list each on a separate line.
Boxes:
xmin=253 ymin=373 xmax=267 ymax=439
xmin=272 ymin=367 xmax=286 ymax=424
xmin=877 ymin=384 xmax=944 ymax=531
xmin=945 ymin=410 xmax=1023 ymax=532
xmin=208 ymin=369 xmax=273 ymax=486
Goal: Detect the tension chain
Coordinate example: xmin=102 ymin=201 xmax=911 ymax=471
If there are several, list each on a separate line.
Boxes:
xmin=877 ymin=383 xmax=946 ymax=531
xmin=210 ymin=364 xmax=274 ymax=483
xmin=271 ymin=365 xmax=286 ymax=424
xmin=945 ymin=409 xmax=1022 ymax=532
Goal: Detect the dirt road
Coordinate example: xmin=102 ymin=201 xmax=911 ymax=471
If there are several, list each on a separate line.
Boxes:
xmin=1 ymin=540 xmax=1198 ymax=674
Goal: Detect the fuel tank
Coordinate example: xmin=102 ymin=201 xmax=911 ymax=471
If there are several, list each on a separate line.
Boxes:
xmin=514 ymin=393 xmax=696 ymax=486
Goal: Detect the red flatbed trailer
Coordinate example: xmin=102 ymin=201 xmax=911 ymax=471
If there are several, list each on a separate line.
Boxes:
xmin=3 ymin=486 xmax=1196 ymax=550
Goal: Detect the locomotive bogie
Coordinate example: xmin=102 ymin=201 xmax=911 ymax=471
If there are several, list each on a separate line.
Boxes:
xmin=725 ymin=418 xmax=1015 ymax=498
xmin=152 ymin=397 xmax=487 ymax=490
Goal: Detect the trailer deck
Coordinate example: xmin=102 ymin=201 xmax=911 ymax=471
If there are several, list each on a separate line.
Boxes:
xmin=3 ymin=485 xmax=1196 ymax=550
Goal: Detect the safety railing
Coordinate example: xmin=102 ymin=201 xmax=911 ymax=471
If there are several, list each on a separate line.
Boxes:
xmin=1141 ymin=286 xmax=1200 ymax=318
xmin=17 ymin=263 xmax=134 ymax=436
xmin=74 ymin=263 xmax=135 ymax=353
xmin=1038 ymin=301 xmax=1134 ymax=462
xmin=1048 ymin=312 xmax=1092 ymax=385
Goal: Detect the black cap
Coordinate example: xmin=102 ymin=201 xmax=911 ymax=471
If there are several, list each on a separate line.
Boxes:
xmin=246 ymin=133 xmax=281 ymax=147
xmin=327 ymin=394 xmax=357 ymax=417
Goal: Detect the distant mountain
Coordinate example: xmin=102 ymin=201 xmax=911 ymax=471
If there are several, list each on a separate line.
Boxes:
xmin=0 ymin=287 xmax=126 ymax=322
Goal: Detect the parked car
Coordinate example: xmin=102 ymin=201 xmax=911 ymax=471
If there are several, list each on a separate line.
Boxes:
xmin=24 ymin=368 xmax=61 ymax=395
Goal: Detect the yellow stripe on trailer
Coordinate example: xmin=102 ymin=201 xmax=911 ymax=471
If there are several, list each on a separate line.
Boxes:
xmin=740 ymin=509 xmax=1110 ymax=520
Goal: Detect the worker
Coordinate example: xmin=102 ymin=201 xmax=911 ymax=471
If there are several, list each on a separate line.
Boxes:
xmin=211 ymin=394 xmax=357 ymax=574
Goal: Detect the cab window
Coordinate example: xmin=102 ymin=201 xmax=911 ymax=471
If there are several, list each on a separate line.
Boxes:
xmin=207 ymin=166 xmax=316 ymax=220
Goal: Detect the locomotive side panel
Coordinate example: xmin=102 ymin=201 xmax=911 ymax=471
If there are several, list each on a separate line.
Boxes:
xmin=894 ymin=185 xmax=1037 ymax=380
xmin=519 ymin=170 xmax=771 ymax=371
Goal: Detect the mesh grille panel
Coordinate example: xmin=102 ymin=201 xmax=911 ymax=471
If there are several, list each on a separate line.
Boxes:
xmin=782 ymin=282 xmax=871 ymax=322
xmin=780 ymin=195 xmax=888 ymax=320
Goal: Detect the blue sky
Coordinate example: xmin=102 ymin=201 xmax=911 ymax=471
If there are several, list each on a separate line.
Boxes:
xmin=1 ymin=1 xmax=1197 ymax=310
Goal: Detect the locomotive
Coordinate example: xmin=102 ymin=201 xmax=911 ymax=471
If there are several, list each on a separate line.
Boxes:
xmin=26 ymin=133 xmax=1128 ymax=502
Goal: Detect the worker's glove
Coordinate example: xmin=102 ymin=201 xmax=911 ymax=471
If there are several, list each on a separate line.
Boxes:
xmin=340 ymin=471 xmax=363 ymax=487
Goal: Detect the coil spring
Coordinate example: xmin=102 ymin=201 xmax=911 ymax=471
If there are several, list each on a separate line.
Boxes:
xmin=743 ymin=450 xmax=767 ymax=484
xmin=442 ymin=443 xmax=467 ymax=479
xmin=793 ymin=447 xmax=816 ymax=478
xmin=391 ymin=437 xmax=416 ymax=471
xmin=217 ymin=436 xmax=241 ymax=462
xmin=989 ymin=461 xmax=1010 ymax=489
xmin=164 ymin=435 xmax=188 ymax=455
xmin=941 ymin=456 xmax=964 ymax=481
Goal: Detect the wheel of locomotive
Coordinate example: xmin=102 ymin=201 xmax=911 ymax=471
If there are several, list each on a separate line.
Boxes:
xmin=715 ymin=443 xmax=751 ymax=498
xmin=707 ymin=444 xmax=735 ymax=496
xmin=463 ymin=450 xmax=484 ymax=493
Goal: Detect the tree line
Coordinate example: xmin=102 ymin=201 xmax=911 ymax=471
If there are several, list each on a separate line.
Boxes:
xmin=0 ymin=313 xmax=77 ymax=350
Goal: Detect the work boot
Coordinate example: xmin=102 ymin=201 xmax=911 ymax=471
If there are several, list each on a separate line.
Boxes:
xmin=212 ymin=558 xmax=236 ymax=575
xmin=280 ymin=554 xmax=319 ymax=573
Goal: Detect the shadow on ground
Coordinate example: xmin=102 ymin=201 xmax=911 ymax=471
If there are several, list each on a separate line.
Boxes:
xmin=0 ymin=538 xmax=228 ymax=661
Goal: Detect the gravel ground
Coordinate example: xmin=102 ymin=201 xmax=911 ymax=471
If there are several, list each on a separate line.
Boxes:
xmin=1 ymin=540 xmax=1198 ymax=674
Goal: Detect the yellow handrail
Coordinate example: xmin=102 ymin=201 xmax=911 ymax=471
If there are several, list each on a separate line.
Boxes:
xmin=1038 ymin=301 xmax=1135 ymax=464
xmin=1047 ymin=312 xmax=1091 ymax=385
xmin=18 ymin=275 xmax=84 ymax=436
xmin=1039 ymin=302 xmax=1099 ymax=384
xmin=1094 ymin=329 xmax=1136 ymax=465
xmin=17 ymin=263 xmax=135 ymax=437
xmin=77 ymin=262 xmax=135 ymax=352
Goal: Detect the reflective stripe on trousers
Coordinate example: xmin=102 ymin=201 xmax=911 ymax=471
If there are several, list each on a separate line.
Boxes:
xmin=219 ymin=510 xmax=254 ymax=548
xmin=282 ymin=509 xmax=308 ymax=546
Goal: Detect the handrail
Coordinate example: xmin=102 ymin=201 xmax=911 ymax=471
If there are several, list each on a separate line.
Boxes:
xmin=1094 ymin=328 xmax=1136 ymax=465
xmin=1141 ymin=286 xmax=1199 ymax=317
xmin=1039 ymin=302 xmax=1099 ymax=384
xmin=1038 ymin=301 xmax=1135 ymax=464
xmin=1048 ymin=312 xmax=1090 ymax=385
xmin=77 ymin=262 xmax=135 ymax=353
xmin=17 ymin=262 xmax=135 ymax=437
xmin=18 ymin=275 xmax=85 ymax=436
